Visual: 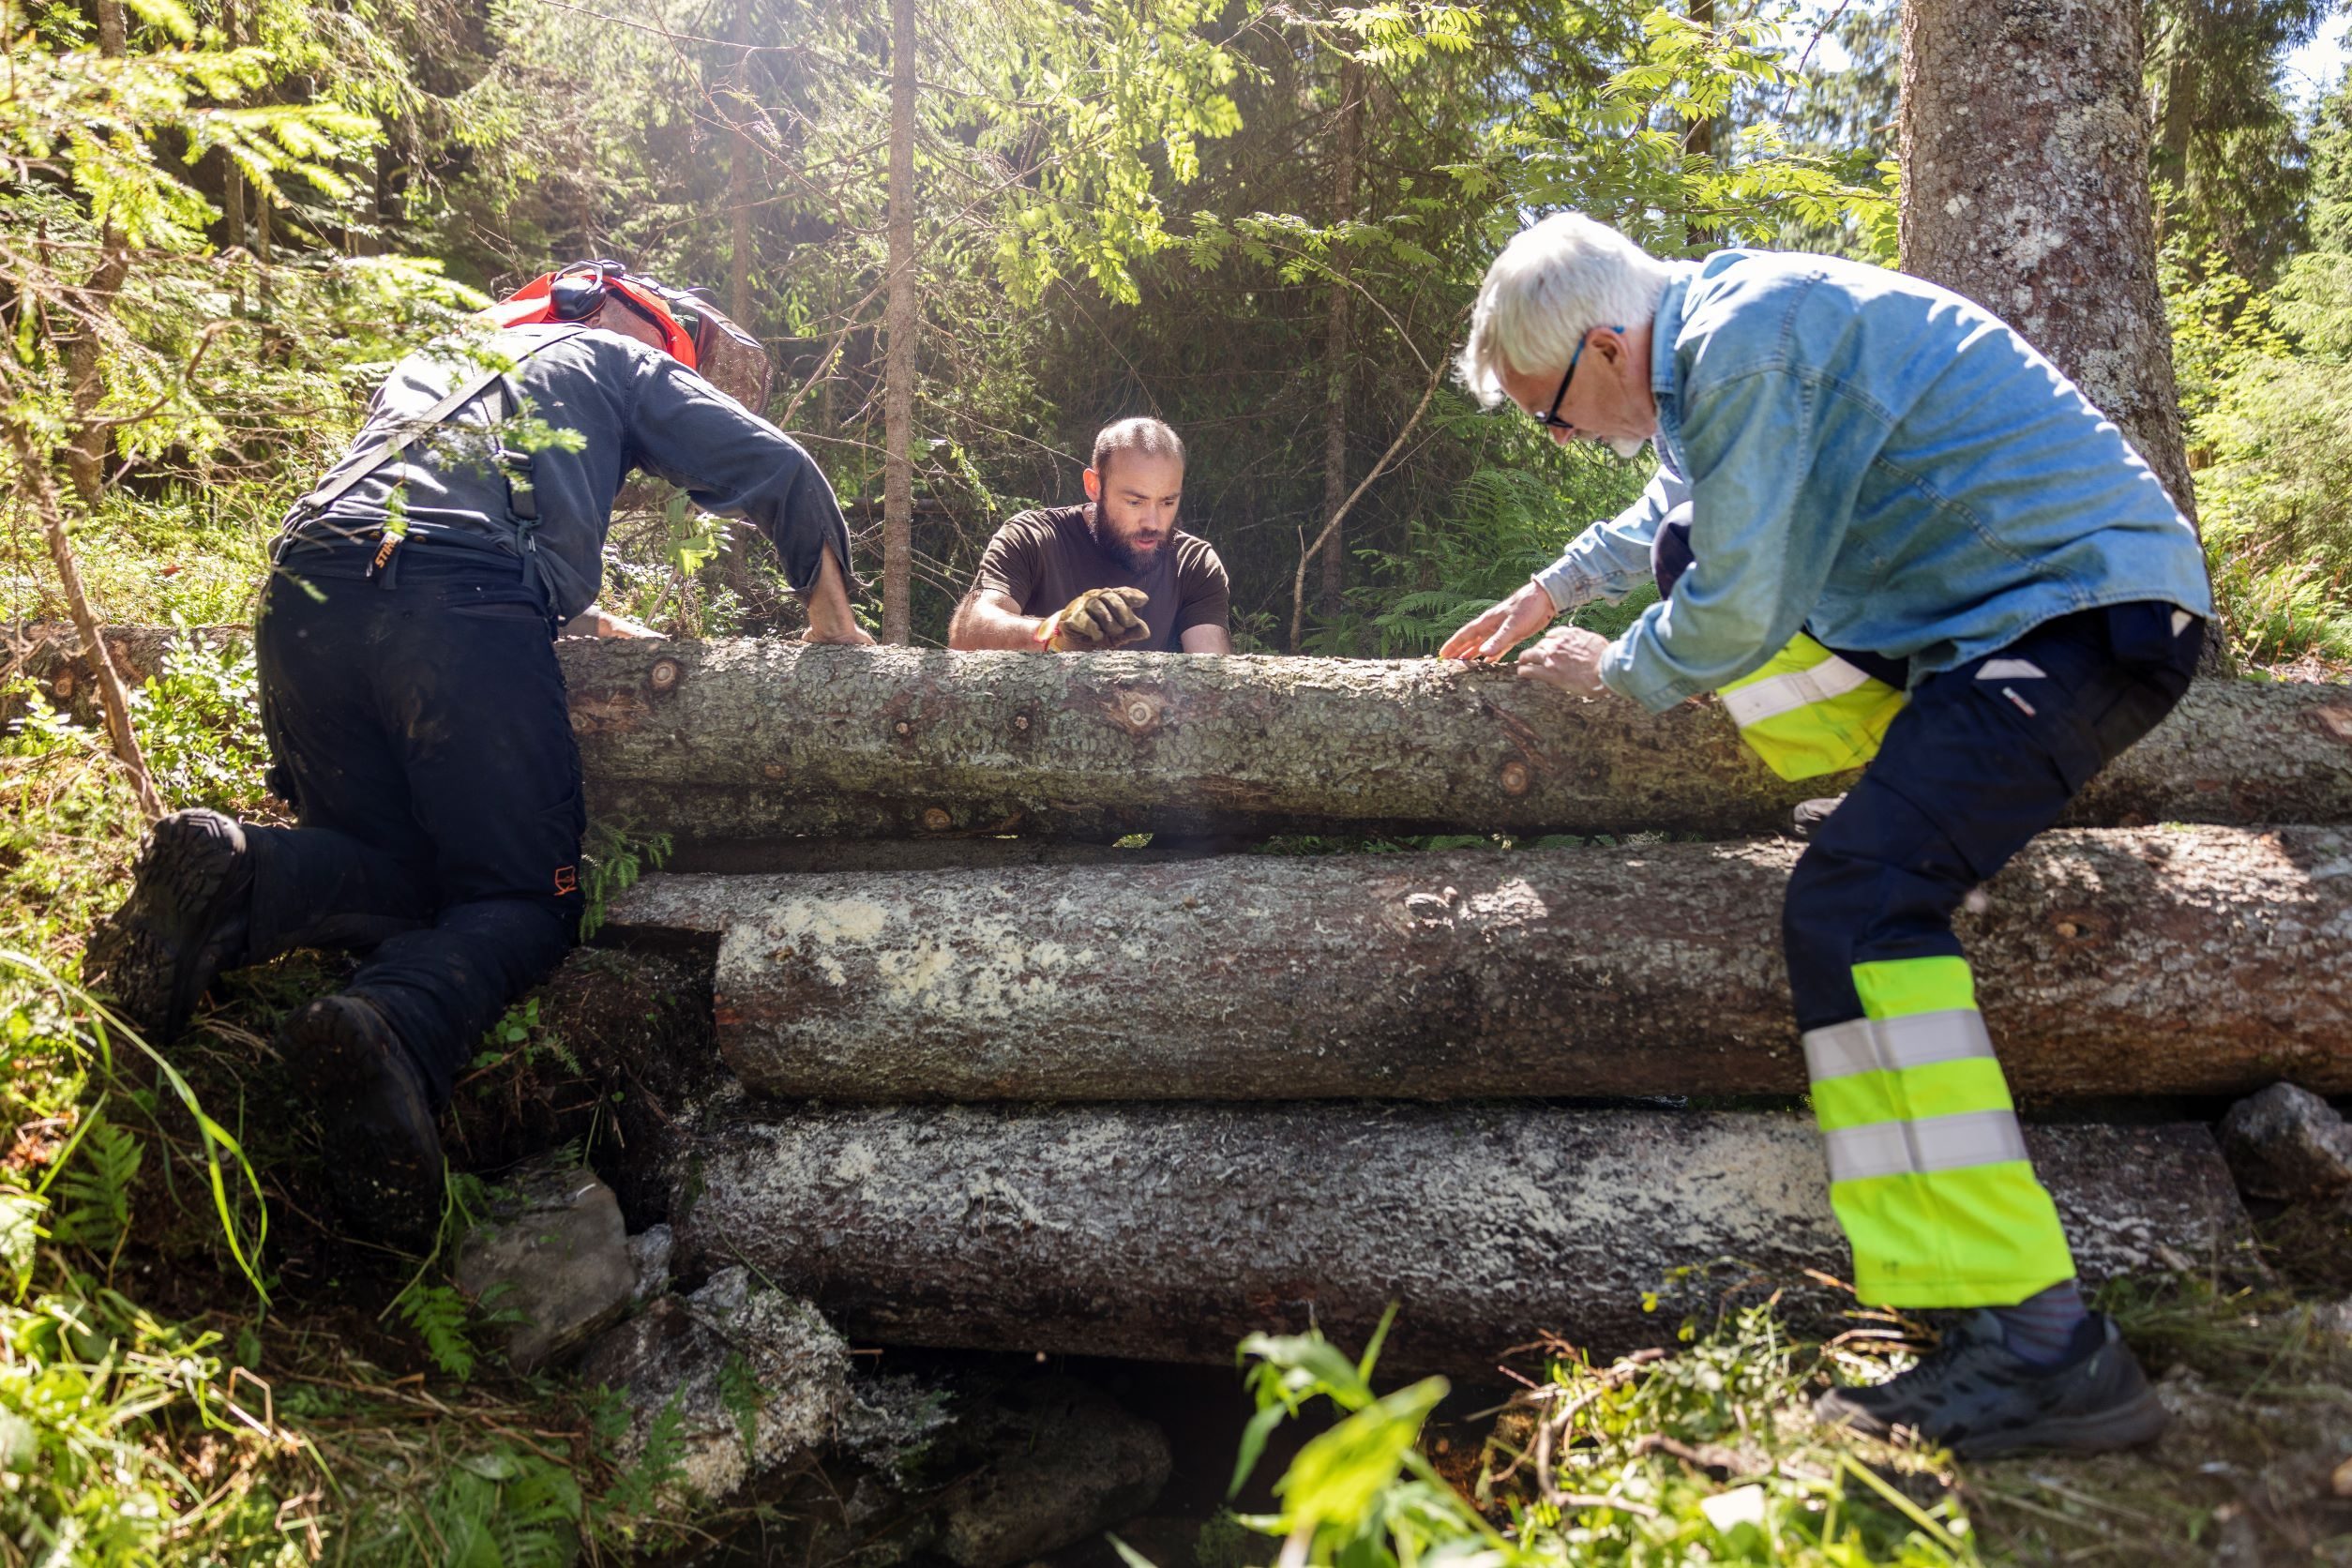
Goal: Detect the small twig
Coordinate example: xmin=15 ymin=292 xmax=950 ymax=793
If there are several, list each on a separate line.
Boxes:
xmin=1289 ymin=341 xmax=1452 ymax=650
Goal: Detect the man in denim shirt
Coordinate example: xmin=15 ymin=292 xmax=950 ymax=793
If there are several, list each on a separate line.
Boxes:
xmin=1443 ymin=214 xmax=2210 ymax=1456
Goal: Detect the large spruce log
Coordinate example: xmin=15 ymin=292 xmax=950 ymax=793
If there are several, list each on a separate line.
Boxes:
xmin=603 ymin=825 xmax=2352 ymax=1101
xmin=671 ymin=1102 xmax=2250 ymax=1373
xmin=16 ymin=628 xmax=2352 ymax=841
xmin=558 ymin=641 xmax=2352 ymax=846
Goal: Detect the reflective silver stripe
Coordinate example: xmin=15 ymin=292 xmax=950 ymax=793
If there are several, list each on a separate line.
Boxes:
xmin=1801 ymin=1010 xmax=1998 ymax=1083
xmin=1824 ymin=1109 xmax=2031 ymax=1184
xmin=1720 ymin=656 xmax=1874 ymax=727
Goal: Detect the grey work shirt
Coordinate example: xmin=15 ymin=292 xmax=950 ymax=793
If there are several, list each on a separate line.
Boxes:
xmin=279 ymin=324 xmax=853 ymax=623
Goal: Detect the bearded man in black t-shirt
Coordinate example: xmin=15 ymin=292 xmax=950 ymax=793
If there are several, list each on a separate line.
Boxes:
xmin=949 ymin=417 xmax=1232 ymax=654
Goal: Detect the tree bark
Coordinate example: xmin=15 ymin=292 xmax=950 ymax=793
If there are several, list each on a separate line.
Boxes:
xmin=670 ymin=1102 xmax=2248 ymax=1373
xmin=552 ymin=641 xmax=2352 ymax=848
xmin=605 ymin=826 xmax=2352 ymax=1103
xmin=881 ymin=0 xmax=917 ymax=644
xmin=17 ymin=630 xmax=2352 ymax=842
xmin=1899 ymin=0 xmax=2194 ymax=528
xmin=5 ymin=448 xmax=161 ymax=819
xmin=1315 ymin=59 xmax=1364 ymax=620
xmin=65 ymin=0 xmax=129 ymax=506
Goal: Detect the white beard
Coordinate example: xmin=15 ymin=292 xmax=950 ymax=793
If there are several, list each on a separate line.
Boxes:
xmin=1606 ymin=435 xmax=1650 ymax=460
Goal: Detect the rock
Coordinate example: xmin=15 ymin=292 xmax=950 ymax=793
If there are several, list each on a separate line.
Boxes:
xmin=840 ymin=1371 xmax=957 ymax=1485
xmin=626 ymin=1224 xmax=673 ymax=1305
xmin=453 ymin=1159 xmax=635 ymax=1373
xmin=575 ymin=1266 xmax=850 ymax=1502
xmin=2218 ymin=1083 xmax=2352 ymax=1204
xmin=931 ymin=1378 xmax=1172 ymax=1568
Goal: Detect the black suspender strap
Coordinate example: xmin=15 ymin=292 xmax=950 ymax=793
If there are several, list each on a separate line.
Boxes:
xmin=283 ymin=325 xmax=595 ymax=528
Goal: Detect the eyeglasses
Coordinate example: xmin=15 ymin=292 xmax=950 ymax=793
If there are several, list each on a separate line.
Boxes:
xmin=1530 ymin=325 xmax=1623 ymax=433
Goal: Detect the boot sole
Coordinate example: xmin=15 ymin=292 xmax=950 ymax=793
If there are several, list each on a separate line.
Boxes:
xmin=279 ymin=999 xmax=445 ymax=1248
xmin=1951 ymin=1384 xmax=2171 ymax=1458
xmin=87 ymin=814 xmax=245 ymax=1046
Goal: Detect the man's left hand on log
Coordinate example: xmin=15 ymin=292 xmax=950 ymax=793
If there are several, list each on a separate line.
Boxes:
xmin=1513 ymin=626 xmax=1613 ymax=696
xmin=1440 ymin=579 xmax=1557 ymax=663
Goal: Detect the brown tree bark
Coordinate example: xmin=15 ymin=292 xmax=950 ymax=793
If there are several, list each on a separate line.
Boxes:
xmin=606 ymin=826 xmax=2352 ymax=1103
xmin=18 ymin=629 xmax=2352 ymax=842
xmin=1315 ymin=58 xmax=1365 ymax=620
xmin=671 ymin=1103 xmax=2247 ymax=1372
xmin=1899 ymin=0 xmax=2194 ymax=528
xmin=552 ymin=640 xmax=2352 ymax=848
xmin=64 ymin=0 xmax=130 ymax=506
xmin=5 ymin=449 xmax=161 ymax=818
xmin=881 ymin=0 xmax=917 ymax=644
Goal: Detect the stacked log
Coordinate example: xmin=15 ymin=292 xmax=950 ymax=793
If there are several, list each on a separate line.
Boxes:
xmin=604 ymin=825 xmax=2352 ymax=1102
xmin=18 ymin=626 xmax=2352 ymax=845
xmin=27 ymin=626 xmax=2337 ymax=1369
xmin=671 ymin=1103 xmax=2250 ymax=1374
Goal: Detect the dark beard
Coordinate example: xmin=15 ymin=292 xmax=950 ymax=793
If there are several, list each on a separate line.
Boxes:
xmin=1089 ymin=504 xmax=1165 ymax=577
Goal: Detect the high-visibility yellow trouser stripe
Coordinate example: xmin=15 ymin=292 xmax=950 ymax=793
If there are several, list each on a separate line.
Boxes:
xmin=1718 ymin=634 xmax=1907 ymax=782
xmin=1804 ymin=956 xmax=2076 ymax=1307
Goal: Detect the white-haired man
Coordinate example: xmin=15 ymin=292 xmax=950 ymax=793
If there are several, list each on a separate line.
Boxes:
xmin=1441 ymin=214 xmax=2211 ymax=1457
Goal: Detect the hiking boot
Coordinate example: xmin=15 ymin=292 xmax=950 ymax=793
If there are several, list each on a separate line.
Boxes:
xmin=277 ymin=995 xmax=444 ymax=1248
xmin=1816 ymin=1310 xmax=2169 ymax=1458
xmin=1790 ymin=795 xmax=1847 ymax=840
xmin=85 ymin=809 xmax=253 ymax=1046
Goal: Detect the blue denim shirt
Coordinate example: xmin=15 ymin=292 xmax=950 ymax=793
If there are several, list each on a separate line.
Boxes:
xmin=1532 ymin=251 xmax=2212 ymax=714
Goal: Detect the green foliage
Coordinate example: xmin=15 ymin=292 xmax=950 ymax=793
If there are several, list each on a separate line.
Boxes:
xmin=129 ymin=629 xmax=274 ymax=812
xmin=1214 ymin=1307 xmax=1982 ymax=1568
xmin=397 ymin=1281 xmax=480 ymax=1382
xmin=579 ymin=821 xmax=673 ymax=942
xmin=2171 ymin=243 xmax=2352 ymax=668
xmin=44 ymin=1108 xmax=142 ymax=1256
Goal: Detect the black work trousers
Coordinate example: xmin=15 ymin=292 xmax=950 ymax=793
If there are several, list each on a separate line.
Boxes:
xmin=249 ymin=548 xmax=585 ymax=1106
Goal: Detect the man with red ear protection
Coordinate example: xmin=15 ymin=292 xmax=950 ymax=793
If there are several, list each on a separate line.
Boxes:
xmin=88 ymin=260 xmax=872 ymax=1244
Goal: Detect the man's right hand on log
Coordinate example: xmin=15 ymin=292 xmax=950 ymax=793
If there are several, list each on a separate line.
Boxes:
xmin=1037 ymin=586 xmax=1151 ymax=652
xmin=1440 ymin=580 xmax=1559 ymax=664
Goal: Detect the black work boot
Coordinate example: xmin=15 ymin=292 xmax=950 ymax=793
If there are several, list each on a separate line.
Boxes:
xmin=277 ymin=995 xmax=445 ymax=1248
xmin=1816 ymin=1311 xmax=2168 ymax=1457
xmin=85 ymin=809 xmax=253 ymax=1046
xmin=1790 ymin=795 xmax=1847 ymax=840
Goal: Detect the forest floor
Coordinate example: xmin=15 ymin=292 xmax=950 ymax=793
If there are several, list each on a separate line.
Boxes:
xmin=3 ymin=616 xmax=2350 ymax=1565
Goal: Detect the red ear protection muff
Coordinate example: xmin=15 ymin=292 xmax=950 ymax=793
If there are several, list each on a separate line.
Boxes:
xmin=488 ymin=261 xmax=703 ymax=370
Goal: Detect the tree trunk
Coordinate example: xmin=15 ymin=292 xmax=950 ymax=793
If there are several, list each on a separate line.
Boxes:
xmin=551 ymin=640 xmax=2352 ymax=847
xmin=1316 ymin=58 xmax=1364 ymax=620
xmin=882 ymin=0 xmax=917 ymax=644
xmin=670 ymin=1102 xmax=2247 ymax=1372
xmin=64 ymin=0 xmax=129 ymax=506
xmin=6 ymin=447 xmax=160 ymax=819
xmin=605 ymin=826 xmax=2352 ymax=1103
xmin=1899 ymin=0 xmax=2194 ymax=529
xmin=1684 ymin=0 xmax=1716 ymax=249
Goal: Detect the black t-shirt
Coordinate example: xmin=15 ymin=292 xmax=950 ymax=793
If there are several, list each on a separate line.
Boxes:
xmin=972 ymin=505 xmax=1229 ymax=651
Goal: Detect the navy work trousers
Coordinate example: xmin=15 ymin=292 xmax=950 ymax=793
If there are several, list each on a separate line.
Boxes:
xmin=248 ymin=548 xmax=585 ymax=1105
xmin=1784 ymin=601 xmax=2203 ymax=1027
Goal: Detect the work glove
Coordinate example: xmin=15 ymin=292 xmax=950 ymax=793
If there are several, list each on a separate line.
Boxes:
xmin=1039 ymin=586 xmax=1152 ymax=652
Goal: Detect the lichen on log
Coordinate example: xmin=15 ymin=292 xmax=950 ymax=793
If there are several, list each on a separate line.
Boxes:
xmin=556 ymin=641 xmax=2352 ymax=848
xmin=671 ymin=1101 xmax=2250 ymax=1373
xmin=601 ymin=825 xmax=2352 ymax=1102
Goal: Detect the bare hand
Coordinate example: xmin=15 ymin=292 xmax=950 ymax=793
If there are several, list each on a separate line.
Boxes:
xmin=1440 ymin=580 xmax=1557 ymax=663
xmin=562 ymin=606 xmax=663 ymax=639
xmin=1513 ymin=626 xmax=1613 ymax=697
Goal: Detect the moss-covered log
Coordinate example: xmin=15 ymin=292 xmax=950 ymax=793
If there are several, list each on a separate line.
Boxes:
xmin=602 ymin=825 xmax=2352 ymax=1102
xmin=558 ymin=641 xmax=2352 ymax=847
xmin=671 ymin=1102 xmax=2249 ymax=1372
